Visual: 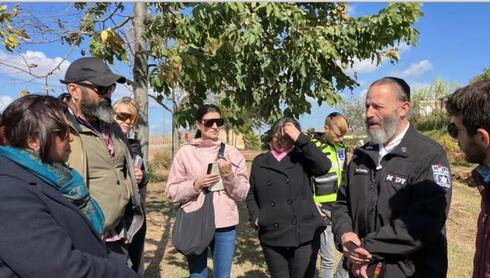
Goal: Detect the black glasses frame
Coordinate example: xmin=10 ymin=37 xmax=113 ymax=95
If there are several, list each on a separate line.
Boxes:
xmin=201 ymin=118 xmax=224 ymax=128
xmin=447 ymin=122 xmax=458 ymax=139
xmin=74 ymin=82 xmax=116 ymax=96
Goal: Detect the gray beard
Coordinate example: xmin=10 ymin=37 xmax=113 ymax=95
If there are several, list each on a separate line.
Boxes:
xmin=80 ymin=97 xmax=114 ymax=124
xmin=366 ymin=115 xmax=400 ymax=145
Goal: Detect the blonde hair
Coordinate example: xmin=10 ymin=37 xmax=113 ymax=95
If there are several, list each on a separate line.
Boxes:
xmin=325 ymin=113 xmax=348 ymax=136
xmin=113 ymin=97 xmax=138 ymax=116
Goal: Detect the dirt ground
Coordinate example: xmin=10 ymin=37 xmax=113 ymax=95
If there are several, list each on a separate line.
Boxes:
xmin=142 ymin=149 xmax=479 ymax=278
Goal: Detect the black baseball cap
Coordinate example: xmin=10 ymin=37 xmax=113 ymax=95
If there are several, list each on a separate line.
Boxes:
xmin=60 ymin=57 xmax=126 ymax=87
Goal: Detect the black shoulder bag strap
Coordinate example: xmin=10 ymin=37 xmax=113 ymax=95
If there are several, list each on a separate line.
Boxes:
xmin=218 ymin=143 xmax=226 ymax=160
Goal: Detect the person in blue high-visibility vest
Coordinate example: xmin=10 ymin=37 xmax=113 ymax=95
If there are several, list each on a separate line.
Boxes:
xmin=309 ymin=112 xmax=349 ymax=278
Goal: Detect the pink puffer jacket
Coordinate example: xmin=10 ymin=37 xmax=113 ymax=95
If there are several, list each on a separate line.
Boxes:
xmin=165 ymin=138 xmax=250 ymax=228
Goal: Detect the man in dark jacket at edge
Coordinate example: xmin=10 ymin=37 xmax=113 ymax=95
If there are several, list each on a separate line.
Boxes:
xmin=332 ymin=77 xmax=452 ymax=278
xmin=445 ymin=80 xmax=490 ymax=278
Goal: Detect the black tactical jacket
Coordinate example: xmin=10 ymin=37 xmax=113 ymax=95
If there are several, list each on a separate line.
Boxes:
xmin=332 ymin=125 xmax=452 ymax=278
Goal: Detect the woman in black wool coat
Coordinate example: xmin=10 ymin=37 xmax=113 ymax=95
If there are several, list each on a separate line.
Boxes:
xmin=246 ymin=117 xmax=331 ymax=278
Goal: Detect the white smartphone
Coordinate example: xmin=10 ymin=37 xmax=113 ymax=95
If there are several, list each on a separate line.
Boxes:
xmin=134 ymin=155 xmax=143 ymax=168
xmin=207 ymin=162 xmax=224 ymax=192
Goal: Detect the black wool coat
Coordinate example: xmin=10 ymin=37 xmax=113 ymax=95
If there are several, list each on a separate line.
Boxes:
xmin=246 ymin=133 xmax=331 ymax=247
xmin=0 ymin=156 xmax=137 ymax=278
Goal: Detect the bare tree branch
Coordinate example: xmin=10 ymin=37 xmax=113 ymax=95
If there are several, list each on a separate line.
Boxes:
xmin=148 ymin=94 xmax=172 ymax=112
xmin=94 ymin=3 xmax=123 ymax=25
xmin=110 ymin=15 xmax=133 ymax=31
xmin=0 ymin=44 xmax=75 ymax=94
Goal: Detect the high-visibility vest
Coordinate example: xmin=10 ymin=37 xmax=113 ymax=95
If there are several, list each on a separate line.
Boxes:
xmin=311 ymin=138 xmax=346 ymax=204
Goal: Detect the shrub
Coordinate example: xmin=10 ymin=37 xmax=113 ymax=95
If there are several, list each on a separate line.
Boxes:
xmin=243 ymin=132 xmax=261 ymax=150
xmin=415 ymin=111 xmax=451 ymax=132
xmin=423 ymin=129 xmax=458 ymax=152
xmin=438 ymin=135 xmax=458 ymax=153
xmin=147 ymin=162 xmax=165 ymax=183
xmin=151 ymin=148 xmax=172 ymax=170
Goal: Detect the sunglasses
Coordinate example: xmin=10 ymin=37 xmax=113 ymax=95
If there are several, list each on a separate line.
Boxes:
xmin=447 ymin=122 xmax=458 ymax=139
xmin=52 ymin=128 xmax=70 ymax=141
xmin=74 ymin=82 xmax=116 ymax=96
xmin=115 ymin=112 xmax=137 ymax=125
xmin=201 ymin=118 xmax=224 ymax=128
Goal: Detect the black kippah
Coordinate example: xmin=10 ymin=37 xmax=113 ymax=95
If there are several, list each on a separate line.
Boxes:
xmin=386 ymin=76 xmax=410 ymax=101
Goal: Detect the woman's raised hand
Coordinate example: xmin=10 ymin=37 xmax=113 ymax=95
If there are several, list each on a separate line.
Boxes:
xmin=282 ymin=122 xmax=301 ymax=142
xmin=218 ymin=153 xmax=234 ymax=182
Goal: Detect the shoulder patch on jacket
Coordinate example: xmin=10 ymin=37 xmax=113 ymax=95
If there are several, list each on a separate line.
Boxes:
xmin=432 ymin=164 xmax=451 ymax=189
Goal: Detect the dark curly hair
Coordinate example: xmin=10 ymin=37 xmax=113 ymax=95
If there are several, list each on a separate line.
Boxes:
xmin=264 ymin=117 xmax=301 ymax=144
xmin=445 ymin=80 xmax=490 ymax=136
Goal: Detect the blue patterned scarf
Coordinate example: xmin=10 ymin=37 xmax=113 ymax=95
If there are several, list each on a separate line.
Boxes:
xmin=0 ymin=146 xmax=105 ymax=235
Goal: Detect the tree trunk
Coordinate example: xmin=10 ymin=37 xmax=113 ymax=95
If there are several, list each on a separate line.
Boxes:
xmin=132 ymin=3 xmax=149 ymax=170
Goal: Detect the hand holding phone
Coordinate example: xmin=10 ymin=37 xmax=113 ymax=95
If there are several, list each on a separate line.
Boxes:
xmin=207 ymin=163 xmax=215 ymax=175
xmin=206 ymin=162 xmax=224 ymax=191
xmin=341 ymin=232 xmax=372 ymax=264
xmin=347 ymin=240 xmax=360 ymax=249
xmin=193 ymin=173 xmax=220 ymax=192
xmin=134 ymin=155 xmax=143 ymax=168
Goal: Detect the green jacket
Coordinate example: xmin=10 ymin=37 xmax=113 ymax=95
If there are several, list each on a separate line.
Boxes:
xmin=310 ymin=135 xmax=346 ymax=204
xmin=65 ymin=111 xmax=143 ymax=242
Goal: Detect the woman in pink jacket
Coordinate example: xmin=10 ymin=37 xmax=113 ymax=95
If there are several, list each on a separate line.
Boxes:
xmin=166 ymin=104 xmax=250 ymax=278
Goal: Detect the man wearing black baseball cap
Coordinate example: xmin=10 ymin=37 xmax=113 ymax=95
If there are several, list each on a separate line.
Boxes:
xmin=60 ymin=57 xmax=126 ymax=124
xmin=59 ymin=57 xmax=144 ymax=273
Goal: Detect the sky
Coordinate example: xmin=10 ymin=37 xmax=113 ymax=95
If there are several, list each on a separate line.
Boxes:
xmin=0 ymin=3 xmax=489 ymax=135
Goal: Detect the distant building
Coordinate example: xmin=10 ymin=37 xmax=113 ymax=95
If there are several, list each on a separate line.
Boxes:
xmin=419 ymin=100 xmax=437 ymax=116
xmin=418 ymin=99 xmax=444 ymax=116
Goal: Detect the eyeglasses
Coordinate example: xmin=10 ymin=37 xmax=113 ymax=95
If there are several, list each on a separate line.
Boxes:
xmin=201 ymin=118 xmax=224 ymax=128
xmin=52 ymin=128 xmax=70 ymax=141
xmin=74 ymin=82 xmax=116 ymax=96
xmin=447 ymin=122 xmax=458 ymax=139
xmin=115 ymin=112 xmax=137 ymax=125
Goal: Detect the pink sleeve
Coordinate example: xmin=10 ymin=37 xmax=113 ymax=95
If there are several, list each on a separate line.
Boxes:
xmin=223 ymin=148 xmax=250 ymax=201
xmin=165 ymin=150 xmax=199 ymax=204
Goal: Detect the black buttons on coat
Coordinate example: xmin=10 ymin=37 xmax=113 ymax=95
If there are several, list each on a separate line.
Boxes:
xmin=287 ymin=199 xmax=293 ymax=205
xmin=285 ymin=178 xmax=290 ymax=184
xmin=271 ymin=201 xmax=276 ymax=207
xmin=267 ymin=181 xmax=272 ymax=187
xmin=273 ymin=223 xmax=279 ymax=228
